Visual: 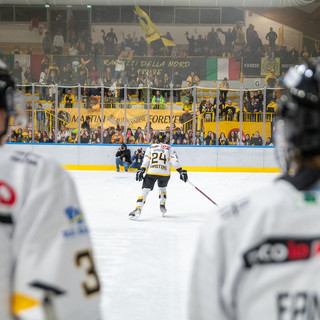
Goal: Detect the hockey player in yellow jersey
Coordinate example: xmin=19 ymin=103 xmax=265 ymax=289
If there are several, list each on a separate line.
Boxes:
xmin=129 ymin=132 xmax=188 ymax=219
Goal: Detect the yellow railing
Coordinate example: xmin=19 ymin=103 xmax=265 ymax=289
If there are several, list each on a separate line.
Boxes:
xmin=50 ymin=101 xmax=171 ymax=110
xmin=27 ymin=109 xmax=69 ymax=133
xmin=79 ymin=101 xmax=173 ymax=110
xmin=182 ymin=111 xmax=276 ymax=133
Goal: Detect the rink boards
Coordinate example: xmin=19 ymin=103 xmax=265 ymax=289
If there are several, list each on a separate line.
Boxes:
xmin=5 ymin=144 xmax=280 ymax=173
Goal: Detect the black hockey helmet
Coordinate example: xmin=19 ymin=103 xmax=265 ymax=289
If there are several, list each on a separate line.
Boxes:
xmin=0 ymin=59 xmax=25 ymax=138
xmin=276 ymin=59 xmax=320 ymax=171
xmin=0 ymin=59 xmax=15 ymax=113
xmin=157 ymin=132 xmax=165 ymax=143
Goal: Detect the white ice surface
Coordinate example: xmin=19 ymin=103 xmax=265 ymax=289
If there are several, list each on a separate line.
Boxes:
xmin=69 ymin=170 xmax=279 ymax=320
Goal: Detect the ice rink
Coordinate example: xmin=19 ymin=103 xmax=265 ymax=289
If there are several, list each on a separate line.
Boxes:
xmin=70 ymin=170 xmax=280 ymax=320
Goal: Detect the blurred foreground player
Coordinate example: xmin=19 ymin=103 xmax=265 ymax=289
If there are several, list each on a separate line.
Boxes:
xmin=129 ymin=132 xmax=188 ymax=219
xmin=188 ymin=60 xmax=320 ymax=320
xmin=0 ymin=59 xmax=101 ymax=319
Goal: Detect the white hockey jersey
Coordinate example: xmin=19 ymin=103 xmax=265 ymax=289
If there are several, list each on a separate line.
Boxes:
xmin=0 ymin=147 xmax=101 ymax=320
xmin=141 ymin=143 xmax=182 ymax=176
xmin=189 ymin=177 xmax=320 ymax=320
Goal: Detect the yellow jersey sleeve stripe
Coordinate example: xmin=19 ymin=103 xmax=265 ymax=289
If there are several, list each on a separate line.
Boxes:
xmin=12 ymin=293 xmax=40 ymax=315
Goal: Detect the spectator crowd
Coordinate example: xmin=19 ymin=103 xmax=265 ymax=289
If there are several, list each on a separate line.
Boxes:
xmin=3 ymin=21 xmax=290 ymax=148
xmin=9 ymin=116 xmax=272 ymax=147
xmin=3 ymin=20 xmax=319 ymax=64
xmin=38 ymin=23 xmax=320 ymax=60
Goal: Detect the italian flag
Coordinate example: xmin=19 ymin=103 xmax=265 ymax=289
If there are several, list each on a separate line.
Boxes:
xmin=206 ymin=58 xmax=240 ymax=80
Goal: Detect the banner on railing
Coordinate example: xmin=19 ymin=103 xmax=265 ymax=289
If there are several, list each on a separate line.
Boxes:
xmin=243 ymin=57 xmax=298 ymax=77
xmin=261 ymin=57 xmax=281 ymax=76
xmin=206 ymin=58 xmax=240 ymax=80
xmin=60 ymin=108 xmax=185 ymax=130
xmin=7 ymin=54 xmax=242 ymax=83
xmin=203 ymin=121 xmax=272 ymax=139
xmin=243 ymin=57 xmax=261 ymax=77
xmin=98 ymin=56 xmax=207 ymax=79
xmin=279 ymin=57 xmax=297 ymax=75
xmin=5 ymin=54 xmax=301 ymax=83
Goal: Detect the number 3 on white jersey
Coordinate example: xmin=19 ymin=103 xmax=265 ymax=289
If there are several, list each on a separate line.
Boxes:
xmin=75 ymin=249 xmax=100 ymax=296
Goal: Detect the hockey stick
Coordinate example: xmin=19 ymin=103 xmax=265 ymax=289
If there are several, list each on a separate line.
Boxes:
xmin=187 ymin=180 xmax=218 ymax=206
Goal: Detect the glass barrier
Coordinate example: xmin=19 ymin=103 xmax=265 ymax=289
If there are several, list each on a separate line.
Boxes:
xmin=10 ymin=83 xmax=281 ymax=147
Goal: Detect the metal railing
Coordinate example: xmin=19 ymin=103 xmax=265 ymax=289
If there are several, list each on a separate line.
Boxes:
xmin=9 ymin=83 xmax=279 ymax=146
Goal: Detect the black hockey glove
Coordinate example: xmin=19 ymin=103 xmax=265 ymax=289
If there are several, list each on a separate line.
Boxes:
xmin=177 ymin=168 xmax=188 ymax=183
xmin=136 ymin=168 xmax=146 ymax=181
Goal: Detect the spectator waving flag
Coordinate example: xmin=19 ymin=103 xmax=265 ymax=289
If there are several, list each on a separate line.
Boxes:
xmin=134 ymin=6 xmax=175 ymax=53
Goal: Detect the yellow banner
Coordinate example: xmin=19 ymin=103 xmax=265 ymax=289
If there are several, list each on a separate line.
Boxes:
xmin=204 ymin=121 xmax=271 ymax=140
xmin=60 ymin=108 xmax=185 ymax=131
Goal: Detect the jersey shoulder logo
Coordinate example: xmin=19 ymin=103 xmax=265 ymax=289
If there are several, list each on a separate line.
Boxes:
xmin=0 ymin=180 xmax=16 ymax=206
xmin=243 ymin=237 xmax=320 ymax=268
xmin=63 ymin=206 xmax=88 ymax=238
xmin=219 ymin=198 xmax=249 ymax=220
xmin=11 ymin=151 xmax=39 ymax=166
xmin=0 ymin=181 xmax=15 ymax=224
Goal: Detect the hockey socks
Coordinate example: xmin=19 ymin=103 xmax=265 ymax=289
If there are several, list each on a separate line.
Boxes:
xmin=158 ymin=187 xmax=167 ymax=206
xmin=159 ymin=187 xmax=167 ymax=216
xmin=135 ymin=188 xmax=150 ymax=211
xmin=129 ymin=188 xmax=150 ymax=219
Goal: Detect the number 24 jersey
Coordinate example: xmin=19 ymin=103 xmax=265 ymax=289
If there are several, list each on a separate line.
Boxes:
xmin=141 ymin=144 xmax=182 ymax=176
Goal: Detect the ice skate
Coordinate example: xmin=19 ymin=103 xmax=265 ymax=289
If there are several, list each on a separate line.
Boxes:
xmin=129 ymin=207 xmax=141 ymax=220
xmin=160 ymin=204 xmax=167 ymax=217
